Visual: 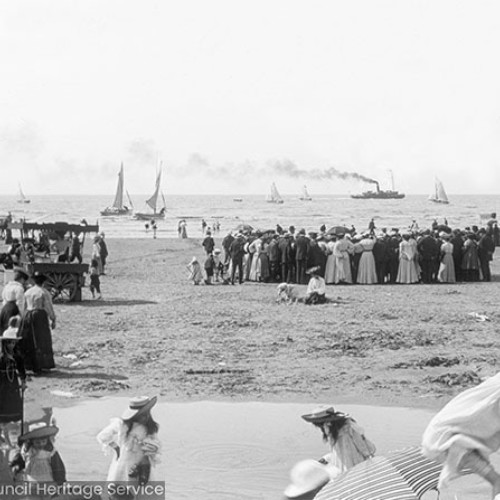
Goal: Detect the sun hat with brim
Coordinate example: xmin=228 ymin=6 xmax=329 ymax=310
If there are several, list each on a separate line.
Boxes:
xmin=301 ymin=405 xmax=347 ymax=424
xmin=121 ymin=396 xmax=157 ymax=420
xmin=284 ymin=459 xmax=330 ymax=498
xmin=0 ymin=327 xmax=21 ymax=342
xmin=213 ymin=248 xmax=221 ymax=254
xmin=306 ymin=266 xmax=320 ymax=275
xmin=19 ymin=423 xmax=59 ymax=442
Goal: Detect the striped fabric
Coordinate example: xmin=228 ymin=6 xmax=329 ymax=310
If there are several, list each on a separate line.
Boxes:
xmin=315 ymin=447 xmax=442 ymax=500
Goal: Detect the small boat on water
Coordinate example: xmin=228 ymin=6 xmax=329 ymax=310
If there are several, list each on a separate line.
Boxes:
xmin=428 ymin=177 xmax=449 ymax=204
xmin=299 ymin=185 xmax=312 ymax=201
xmin=233 ymin=198 xmax=243 ymax=202
xmin=266 ymin=182 xmax=284 ymax=204
xmin=101 ymin=164 xmax=133 ymax=216
xmin=134 ymin=168 xmax=166 ymax=220
xmin=17 ymin=183 xmax=30 ymax=204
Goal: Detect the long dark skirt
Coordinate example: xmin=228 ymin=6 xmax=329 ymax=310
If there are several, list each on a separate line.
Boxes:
xmin=0 ymin=361 xmax=22 ymax=423
xmin=20 ymin=309 xmax=55 ymax=372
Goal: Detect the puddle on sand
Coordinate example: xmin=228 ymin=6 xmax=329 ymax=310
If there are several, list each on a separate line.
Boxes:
xmin=11 ymin=399 xmax=495 ymax=499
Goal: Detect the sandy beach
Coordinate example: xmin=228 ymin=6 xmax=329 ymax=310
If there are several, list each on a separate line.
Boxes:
xmin=11 ymin=236 xmax=499 ymax=413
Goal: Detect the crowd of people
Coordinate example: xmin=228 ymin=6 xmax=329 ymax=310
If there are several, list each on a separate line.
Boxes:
xmin=192 ymin=215 xmax=499 ymax=288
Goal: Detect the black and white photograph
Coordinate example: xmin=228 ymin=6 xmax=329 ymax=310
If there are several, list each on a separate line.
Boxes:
xmin=1 ymin=1 xmax=500 ymax=499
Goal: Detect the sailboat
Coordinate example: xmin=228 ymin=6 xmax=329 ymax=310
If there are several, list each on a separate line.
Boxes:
xmin=17 ymin=183 xmax=30 ymax=204
xmin=428 ymin=177 xmax=449 ymax=204
xmin=299 ymin=185 xmax=312 ymax=201
xmin=134 ymin=168 xmax=166 ymax=220
xmin=266 ymin=182 xmax=284 ymax=204
xmin=100 ymin=164 xmax=133 ymax=216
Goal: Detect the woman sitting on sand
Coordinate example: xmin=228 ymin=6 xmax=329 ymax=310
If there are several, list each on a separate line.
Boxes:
xmin=302 ymin=405 xmax=376 ymax=474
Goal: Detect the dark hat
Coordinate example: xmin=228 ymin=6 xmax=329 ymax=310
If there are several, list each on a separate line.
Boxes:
xmin=32 ymin=271 xmax=47 ymax=283
xmin=13 ymin=267 xmax=29 ymax=279
xmin=19 ymin=423 xmax=59 ymax=442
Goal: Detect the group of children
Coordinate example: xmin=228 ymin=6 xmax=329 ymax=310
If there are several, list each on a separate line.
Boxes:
xmin=187 ymin=248 xmax=226 ymax=285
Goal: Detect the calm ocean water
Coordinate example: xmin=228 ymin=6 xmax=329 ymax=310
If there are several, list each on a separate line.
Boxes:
xmin=0 ymin=193 xmax=497 ymax=239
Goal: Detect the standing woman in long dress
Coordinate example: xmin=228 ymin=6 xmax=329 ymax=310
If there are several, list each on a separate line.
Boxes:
xmin=97 ymin=396 xmax=161 ymax=490
xmin=397 ymin=233 xmax=419 ymax=283
xmin=438 ymin=233 xmax=456 ymax=283
xmin=248 ymin=235 xmax=262 ymax=282
xmin=20 ymin=272 xmax=56 ymax=375
xmin=324 ymin=235 xmax=337 ymax=284
xmin=91 ymin=235 xmax=103 ymax=275
xmin=333 ymin=234 xmax=353 ymax=284
xmin=356 ymin=234 xmax=377 ymax=284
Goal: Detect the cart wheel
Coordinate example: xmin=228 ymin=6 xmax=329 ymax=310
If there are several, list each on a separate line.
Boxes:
xmin=44 ymin=273 xmax=79 ymax=302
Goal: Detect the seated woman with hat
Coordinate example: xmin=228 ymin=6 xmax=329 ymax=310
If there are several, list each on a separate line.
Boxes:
xmin=302 ymin=405 xmax=376 ymax=474
xmin=97 ymin=396 xmax=161 ymax=488
xmin=304 ymin=267 xmax=326 ymax=305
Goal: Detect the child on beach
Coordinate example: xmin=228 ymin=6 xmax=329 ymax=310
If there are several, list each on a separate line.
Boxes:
xmin=89 ymin=258 xmax=102 ymax=299
xmin=187 ymin=257 xmax=203 ymax=285
xmin=11 ymin=423 xmax=66 ymax=485
xmin=212 ymin=249 xmax=224 ymax=282
xmin=204 ymin=253 xmax=215 ymax=285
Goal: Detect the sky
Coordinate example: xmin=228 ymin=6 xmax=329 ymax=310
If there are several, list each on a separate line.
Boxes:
xmin=1 ymin=0 xmax=500 ymax=196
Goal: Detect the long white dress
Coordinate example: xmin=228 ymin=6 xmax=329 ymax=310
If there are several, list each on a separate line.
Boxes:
xmin=333 ymin=239 xmax=353 ymax=284
xmin=324 ymin=419 xmax=376 ymax=473
xmin=248 ymin=238 xmax=262 ymax=282
xmin=396 ymin=240 xmax=419 ymax=283
xmin=438 ymin=241 xmax=456 ymax=283
xmin=97 ymin=418 xmax=161 ymax=482
xmin=356 ymin=239 xmax=377 ymax=284
xmin=324 ymin=242 xmax=337 ymax=284
xmin=422 ymin=372 xmax=500 ymax=488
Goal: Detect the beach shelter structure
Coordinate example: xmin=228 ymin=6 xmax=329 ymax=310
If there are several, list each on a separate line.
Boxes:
xmin=314 ymin=447 xmax=442 ymax=500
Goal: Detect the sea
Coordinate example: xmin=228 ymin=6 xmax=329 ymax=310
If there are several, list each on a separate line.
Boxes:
xmin=0 ymin=193 xmax=497 ymax=239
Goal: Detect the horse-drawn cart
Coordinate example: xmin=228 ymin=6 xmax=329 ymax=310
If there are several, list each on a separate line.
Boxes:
xmin=7 ymin=221 xmax=99 ymax=302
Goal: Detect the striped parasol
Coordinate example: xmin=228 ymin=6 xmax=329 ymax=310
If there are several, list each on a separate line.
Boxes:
xmin=314 ymin=447 xmax=442 ymax=500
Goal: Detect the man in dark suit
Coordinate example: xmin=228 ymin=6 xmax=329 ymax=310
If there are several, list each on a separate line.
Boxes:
xmin=417 ymin=230 xmax=440 ymax=283
xmin=229 ymin=234 xmax=246 ymax=285
xmin=295 ymin=229 xmax=309 ymax=284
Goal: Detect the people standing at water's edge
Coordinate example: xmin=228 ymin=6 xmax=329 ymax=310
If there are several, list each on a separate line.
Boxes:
xmin=202 ymin=230 xmax=215 ymax=255
xmin=97 ymin=396 xmax=161 ymax=490
xmin=0 ymin=317 xmax=26 ymax=425
xmin=178 ymin=219 xmax=188 ymax=239
xmin=302 ymin=405 xmax=375 ymax=474
xmin=20 ymin=272 xmax=56 ymax=376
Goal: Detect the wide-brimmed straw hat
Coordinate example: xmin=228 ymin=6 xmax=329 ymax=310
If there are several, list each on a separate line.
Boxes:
xmin=19 ymin=423 xmax=59 ymax=442
xmin=121 ymin=396 xmax=157 ymax=421
xmin=284 ymin=459 xmax=330 ymax=498
xmin=301 ymin=405 xmax=346 ymax=424
xmin=213 ymin=248 xmax=221 ymax=254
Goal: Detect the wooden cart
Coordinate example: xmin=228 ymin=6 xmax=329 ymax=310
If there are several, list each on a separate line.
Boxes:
xmin=8 ymin=221 xmax=99 ymax=302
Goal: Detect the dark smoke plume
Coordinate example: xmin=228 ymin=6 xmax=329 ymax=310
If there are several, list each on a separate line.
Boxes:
xmin=268 ymin=159 xmax=378 ymax=185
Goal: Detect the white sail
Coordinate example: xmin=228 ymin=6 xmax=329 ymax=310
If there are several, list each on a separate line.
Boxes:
xmin=112 ymin=164 xmax=125 ymax=209
xmin=267 ymin=182 xmax=284 ymax=203
xmin=17 ymin=183 xmax=30 ymax=203
xmin=146 ymin=168 xmax=162 ymax=212
xmin=429 ymin=177 xmax=449 ymax=204
xmin=300 ymin=185 xmax=312 ymax=200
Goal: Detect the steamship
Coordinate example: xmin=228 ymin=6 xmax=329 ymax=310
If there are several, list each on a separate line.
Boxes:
xmin=351 ymin=171 xmax=405 ymax=199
